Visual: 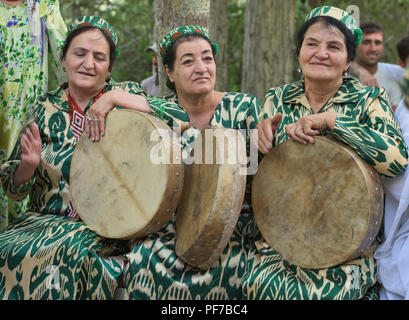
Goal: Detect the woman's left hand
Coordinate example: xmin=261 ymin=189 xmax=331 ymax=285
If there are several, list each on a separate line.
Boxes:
xmin=85 ymin=90 xmax=151 ymax=142
xmin=285 ymin=111 xmax=338 ymax=145
xmin=85 ymin=91 xmax=116 ymax=142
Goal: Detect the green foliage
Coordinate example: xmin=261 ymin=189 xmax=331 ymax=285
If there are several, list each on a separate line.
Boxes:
xmin=227 ymin=0 xmax=246 ymax=92
xmin=49 ymin=0 xmax=409 ymax=92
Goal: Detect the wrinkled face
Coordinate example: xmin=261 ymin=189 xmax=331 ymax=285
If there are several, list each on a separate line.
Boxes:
xmin=298 ymin=21 xmax=350 ymax=83
xmin=166 ymin=38 xmax=216 ymax=96
xmin=357 ymin=32 xmax=384 ymax=67
xmin=62 ymin=29 xmax=111 ymax=94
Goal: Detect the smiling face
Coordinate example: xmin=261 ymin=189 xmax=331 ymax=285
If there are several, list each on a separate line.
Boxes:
xmin=62 ymin=28 xmax=111 ymax=96
xmin=357 ymin=32 xmax=384 ymax=68
xmin=165 ymin=38 xmax=216 ymax=97
xmin=298 ymin=21 xmax=350 ymax=84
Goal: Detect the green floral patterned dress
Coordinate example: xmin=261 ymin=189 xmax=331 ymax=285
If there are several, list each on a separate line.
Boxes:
xmin=0 ymin=0 xmax=67 ymax=230
xmin=124 ymin=92 xmax=262 ymax=300
xmin=243 ymin=77 xmax=409 ymax=300
xmin=0 ymin=80 xmax=189 ymax=300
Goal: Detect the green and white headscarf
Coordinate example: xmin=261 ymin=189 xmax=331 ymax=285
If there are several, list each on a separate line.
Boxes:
xmin=159 ymin=25 xmax=219 ymax=59
xmin=305 ymin=6 xmax=363 ymax=45
xmin=67 ymin=16 xmax=118 ymax=46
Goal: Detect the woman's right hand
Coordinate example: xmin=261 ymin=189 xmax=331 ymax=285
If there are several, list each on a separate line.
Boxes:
xmin=13 ymin=122 xmax=42 ymax=186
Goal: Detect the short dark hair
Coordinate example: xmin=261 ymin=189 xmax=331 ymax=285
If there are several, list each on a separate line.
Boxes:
xmin=397 ymin=35 xmax=409 ymax=62
xmin=360 ymin=22 xmax=384 ymax=36
xmin=61 ymin=26 xmax=117 ymax=72
xmin=162 ymin=34 xmax=217 ymax=92
xmin=296 ymin=16 xmax=357 ymax=62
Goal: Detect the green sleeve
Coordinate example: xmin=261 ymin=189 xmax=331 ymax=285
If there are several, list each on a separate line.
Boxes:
xmin=331 ymin=87 xmax=408 ymax=177
xmin=0 ymin=110 xmax=40 ymax=200
xmin=112 ymin=81 xmax=190 ymax=127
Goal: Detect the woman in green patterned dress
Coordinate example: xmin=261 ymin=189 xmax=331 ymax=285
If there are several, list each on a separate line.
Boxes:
xmin=124 ymin=26 xmax=262 ymax=300
xmin=0 ymin=0 xmax=67 ymax=230
xmin=245 ymin=6 xmax=409 ymax=300
xmin=0 ymin=16 xmax=189 ymax=300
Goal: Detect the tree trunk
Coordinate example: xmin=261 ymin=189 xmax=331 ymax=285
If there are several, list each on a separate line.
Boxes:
xmin=241 ymin=0 xmax=296 ymax=103
xmin=154 ymin=0 xmax=211 ymax=96
xmin=210 ymin=0 xmax=228 ymax=92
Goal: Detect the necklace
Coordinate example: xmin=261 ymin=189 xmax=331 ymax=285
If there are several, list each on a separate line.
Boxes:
xmin=67 ymin=88 xmax=105 ymax=140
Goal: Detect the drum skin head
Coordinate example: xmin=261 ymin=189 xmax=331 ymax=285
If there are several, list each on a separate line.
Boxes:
xmin=175 ymin=128 xmax=247 ymax=270
xmin=252 ymin=136 xmax=384 ymax=269
xmin=70 ymin=110 xmax=184 ymax=239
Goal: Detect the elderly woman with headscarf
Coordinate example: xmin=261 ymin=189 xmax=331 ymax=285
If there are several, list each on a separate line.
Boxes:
xmin=0 ymin=16 xmax=189 ymax=300
xmin=249 ymin=6 xmax=408 ymax=300
xmin=123 ymin=25 xmax=262 ymax=300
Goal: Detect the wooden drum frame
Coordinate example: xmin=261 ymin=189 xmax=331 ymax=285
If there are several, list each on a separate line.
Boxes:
xmin=252 ymin=136 xmax=384 ymax=269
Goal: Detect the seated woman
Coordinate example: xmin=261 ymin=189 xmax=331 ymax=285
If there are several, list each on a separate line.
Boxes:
xmin=124 ymin=25 xmax=262 ymax=300
xmin=246 ymin=6 xmax=408 ymax=300
xmin=0 ymin=16 xmax=189 ymax=300
xmin=375 ymin=67 xmax=409 ymax=300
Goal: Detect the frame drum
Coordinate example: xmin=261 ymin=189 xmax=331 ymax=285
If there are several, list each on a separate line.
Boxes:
xmin=175 ymin=128 xmax=247 ymax=270
xmin=252 ymin=136 xmax=384 ymax=269
xmin=70 ymin=110 xmax=184 ymax=239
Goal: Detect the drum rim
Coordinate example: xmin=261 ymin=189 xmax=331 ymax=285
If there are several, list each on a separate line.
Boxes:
xmin=69 ymin=109 xmax=184 ymax=239
xmin=175 ymin=128 xmax=247 ymax=269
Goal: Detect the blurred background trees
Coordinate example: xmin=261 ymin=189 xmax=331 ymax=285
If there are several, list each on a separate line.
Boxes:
xmin=53 ymin=0 xmax=409 ymax=101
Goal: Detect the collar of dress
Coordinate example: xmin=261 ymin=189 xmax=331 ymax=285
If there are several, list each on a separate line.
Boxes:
xmin=283 ymin=76 xmax=363 ymax=111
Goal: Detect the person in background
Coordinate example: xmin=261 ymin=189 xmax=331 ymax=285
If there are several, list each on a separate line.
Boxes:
xmin=364 ymin=35 xmax=409 ymax=85
xmin=352 ymin=22 xmax=403 ymax=110
xmin=375 ymin=64 xmax=409 ymax=300
xmin=140 ymin=42 xmax=160 ymax=97
xmin=251 ymin=6 xmax=408 ymax=300
xmin=0 ymin=0 xmax=67 ymax=230
xmin=397 ymin=36 xmax=409 ymax=69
